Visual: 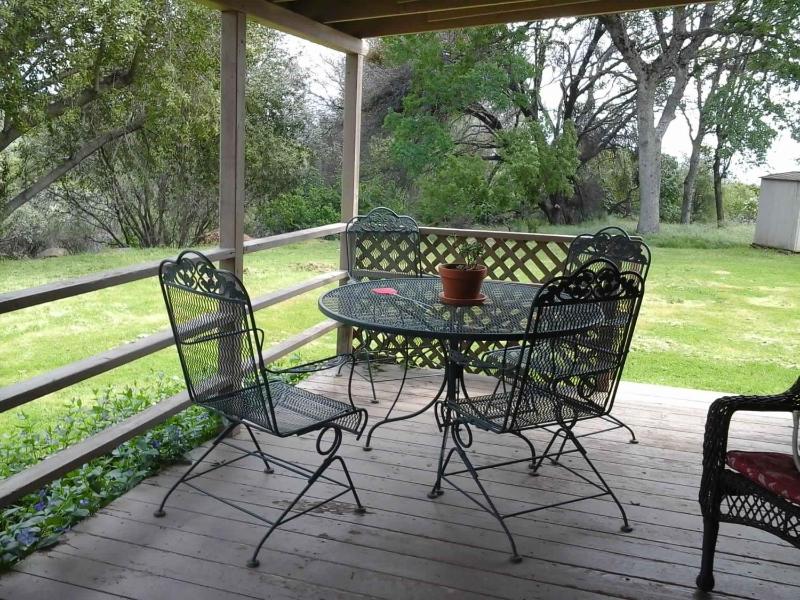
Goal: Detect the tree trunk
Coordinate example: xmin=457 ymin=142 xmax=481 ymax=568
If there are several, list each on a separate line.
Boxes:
xmin=681 ymin=133 xmax=704 ymax=224
xmin=636 ymin=85 xmax=661 ymax=234
xmin=713 ymin=146 xmax=725 ymax=226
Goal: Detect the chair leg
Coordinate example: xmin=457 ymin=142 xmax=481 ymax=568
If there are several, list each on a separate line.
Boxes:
xmin=696 ymin=516 xmax=719 ymax=592
xmin=248 ymin=441 xmax=365 ymax=568
xmin=153 ymin=421 xmax=237 ymax=517
xmin=510 ymin=431 xmax=537 ymax=472
xmin=428 ymin=404 xmax=450 ymax=498
xmin=242 ymin=423 xmax=274 ymax=474
xmin=566 ymin=429 xmax=633 ymax=533
xmin=603 ymin=414 xmax=638 ymax=444
xmin=448 ymin=425 xmax=521 ymax=563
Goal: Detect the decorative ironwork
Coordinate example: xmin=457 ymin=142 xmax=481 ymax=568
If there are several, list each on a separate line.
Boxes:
xmin=697 ymin=379 xmax=800 ymax=592
xmin=564 ymin=226 xmax=651 ymax=279
xmin=345 ymin=207 xmax=422 ymax=281
xmin=157 ymin=250 xmax=368 ymax=568
xmin=428 ymin=260 xmax=645 ymax=561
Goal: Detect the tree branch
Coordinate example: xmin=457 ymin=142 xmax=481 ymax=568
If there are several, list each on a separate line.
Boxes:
xmin=2 ymin=115 xmax=145 ymax=221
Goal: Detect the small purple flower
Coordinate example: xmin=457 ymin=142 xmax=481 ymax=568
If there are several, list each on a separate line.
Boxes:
xmin=149 ymin=439 xmax=162 ymax=449
xmin=79 ymin=498 xmax=89 ymax=506
xmin=33 ymin=500 xmax=46 ymax=511
xmin=16 ymin=528 xmax=37 ymax=546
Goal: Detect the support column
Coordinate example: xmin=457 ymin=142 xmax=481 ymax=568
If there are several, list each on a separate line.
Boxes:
xmin=219 ymin=11 xmax=246 ymax=278
xmin=336 ymin=52 xmax=364 ymax=356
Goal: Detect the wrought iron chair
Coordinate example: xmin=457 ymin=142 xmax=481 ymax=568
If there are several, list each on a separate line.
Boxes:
xmin=432 ymin=259 xmax=645 ymax=562
xmin=480 ymin=226 xmax=650 ymax=449
xmin=156 ymin=250 xmax=368 ymax=568
xmin=344 ymin=207 xmax=441 ymax=409
xmin=697 ymin=379 xmax=800 ymax=592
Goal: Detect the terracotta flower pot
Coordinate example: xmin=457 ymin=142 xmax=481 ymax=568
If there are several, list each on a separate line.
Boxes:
xmin=438 ymin=263 xmax=487 ymax=300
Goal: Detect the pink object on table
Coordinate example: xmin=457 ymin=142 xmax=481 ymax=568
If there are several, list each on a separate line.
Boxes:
xmin=372 ymin=287 xmax=398 ymax=295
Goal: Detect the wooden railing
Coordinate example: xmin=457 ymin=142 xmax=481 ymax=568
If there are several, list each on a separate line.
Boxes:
xmin=0 ymin=222 xmax=574 ymax=507
xmin=0 ymin=223 xmax=346 ymax=506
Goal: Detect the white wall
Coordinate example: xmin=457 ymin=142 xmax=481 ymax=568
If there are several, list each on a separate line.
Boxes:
xmin=754 ymin=178 xmax=800 ymax=252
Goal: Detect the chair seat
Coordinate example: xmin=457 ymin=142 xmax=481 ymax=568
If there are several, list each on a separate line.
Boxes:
xmin=726 ymin=451 xmax=800 ymax=505
xmin=475 ymin=343 xmax=618 ymax=378
xmin=449 ymin=388 xmax=603 ymax=432
xmin=201 ymin=380 xmax=363 ymax=437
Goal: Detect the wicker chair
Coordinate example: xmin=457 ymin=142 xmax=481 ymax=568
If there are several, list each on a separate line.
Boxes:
xmin=156 ymin=250 xmax=368 ymax=568
xmin=697 ymin=379 xmax=800 ymax=592
xmin=432 ymin=259 xmax=645 ymax=561
xmin=344 ymin=207 xmax=441 ymax=412
xmin=480 ymin=226 xmax=650 ymax=450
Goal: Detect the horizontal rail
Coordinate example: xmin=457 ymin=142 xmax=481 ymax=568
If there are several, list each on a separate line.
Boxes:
xmin=244 ymin=222 xmax=345 ymax=254
xmin=419 ymin=226 xmax=575 ymax=243
xmin=0 ymin=223 xmax=346 ymax=315
xmin=0 ymin=319 xmax=340 ymax=508
xmin=0 ymin=270 xmax=347 ymax=414
xmin=0 ymin=248 xmax=235 ymax=315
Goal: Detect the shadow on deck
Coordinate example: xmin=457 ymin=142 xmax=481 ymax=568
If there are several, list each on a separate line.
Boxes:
xmin=2 ymin=368 xmax=798 ymax=600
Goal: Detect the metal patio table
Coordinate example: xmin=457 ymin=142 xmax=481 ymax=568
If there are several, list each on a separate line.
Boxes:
xmin=319 ymin=277 xmax=544 ymax=450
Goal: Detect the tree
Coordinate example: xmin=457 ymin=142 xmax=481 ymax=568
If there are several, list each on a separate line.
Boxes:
xmin=375 ymin=23 xmax=635 ymax=226
xmin=601 ymin=5 xmax=716 ymax=233
xmin=0 ymin=0 xmax=158 ymax=221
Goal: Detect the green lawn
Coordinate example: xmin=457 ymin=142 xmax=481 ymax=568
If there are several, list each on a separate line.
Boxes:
xmin=1 ymin=229 xmax=798 ymax=431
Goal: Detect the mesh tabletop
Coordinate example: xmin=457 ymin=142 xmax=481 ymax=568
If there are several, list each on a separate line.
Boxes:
xmin=319 ymin=277 xmax=541 ymax=342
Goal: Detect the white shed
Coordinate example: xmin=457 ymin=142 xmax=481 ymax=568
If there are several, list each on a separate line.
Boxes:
xmin=754 ymin=171 xmax=800 ymax=252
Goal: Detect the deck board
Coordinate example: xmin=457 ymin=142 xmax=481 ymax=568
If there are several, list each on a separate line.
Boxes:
xmin=2 ymin=369 xmax=798 ymax=599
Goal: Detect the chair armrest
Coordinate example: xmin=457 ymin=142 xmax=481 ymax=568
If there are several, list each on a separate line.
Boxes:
xmin=265 ymin=354 xmax=352 ymax=375
xmin=449 ymin=349 xmax=517 ymax=373
xmin=699 ymin=378 xmax=800 ymax=516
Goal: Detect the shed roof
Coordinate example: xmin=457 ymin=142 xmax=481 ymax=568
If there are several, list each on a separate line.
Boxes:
xmin=761 ymin=172 xmax=800 ymax=182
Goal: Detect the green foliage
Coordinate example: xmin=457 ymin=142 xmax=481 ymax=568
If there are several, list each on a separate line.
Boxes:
xmin=381 ymin=29 xmax=580 ymax=227
xmin=417 ymin=154 xmax=495 ymax=226
xmin=659 ymin=154 xmax=684 ymax=223
xmin=456 ymin=241 xmax=484 ymax=270
xmin=0 ymin=375 xmax=221 ymax=569
xmin=723 ymin=182 xmax=759 ymax=223
xmin=254 ymin=182 xmax=339 ymax=235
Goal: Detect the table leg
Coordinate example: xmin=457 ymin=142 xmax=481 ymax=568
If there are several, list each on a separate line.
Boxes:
xmin=362 ymin=338 xmax=453 ymax=451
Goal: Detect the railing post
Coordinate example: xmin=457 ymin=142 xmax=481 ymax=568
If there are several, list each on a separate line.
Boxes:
xmin=219 ymin=10 xmax=246 ymax=278
xmin=336 ymin=52 xmax=363 ymax=356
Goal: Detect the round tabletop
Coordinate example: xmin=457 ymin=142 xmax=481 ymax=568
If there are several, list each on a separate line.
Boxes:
xmin=319 ymin=277 xmax=541 ymax=342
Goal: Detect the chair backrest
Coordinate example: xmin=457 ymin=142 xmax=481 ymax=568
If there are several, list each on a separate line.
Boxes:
xmin=564 ymin=226 xmax=651 ymax=281
xmin=345 ymin=207 xmax=422 ymax=281
xmin=159 ymin=251 xmax=273 ymax=424
xmin=503 ymin=259 xmax=645 ymax=432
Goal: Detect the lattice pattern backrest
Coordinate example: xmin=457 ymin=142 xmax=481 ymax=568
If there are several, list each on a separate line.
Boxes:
xmin=159 ymin=251 xmax=267 ymax=409
xmin=419 ymin=233 xmax=570 ymax=283
xmin=345 ymin=207 xmax=422 ymax=280
xmin=565 ymin=227 xmax=651 ymax=280
xmin=507 ymin=259 xmax=645 ymax=430
xmin=352 ymin=231 xmax=575 ymax=368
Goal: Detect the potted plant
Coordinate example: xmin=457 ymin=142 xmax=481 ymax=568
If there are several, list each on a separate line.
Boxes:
xmin=438 ymin=241 xmax=488 ymax=304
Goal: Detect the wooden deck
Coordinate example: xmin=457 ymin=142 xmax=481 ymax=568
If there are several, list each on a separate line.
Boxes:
xmin=2 ymin=368 xmax=799 ymax=600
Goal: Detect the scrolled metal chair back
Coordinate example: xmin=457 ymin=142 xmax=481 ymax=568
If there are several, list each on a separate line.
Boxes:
xmin=159 ymin=251 xmax=272 ymax=424
xmin=345 ymin=207 xmax=422 ymax=281
xmin=565 ymin=226 xmax=651 ymax=280
xmin=504 ymin=259 xmax=645 ymax=431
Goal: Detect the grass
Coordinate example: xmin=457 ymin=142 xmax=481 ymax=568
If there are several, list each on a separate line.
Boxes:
xmin=1 ymin=227 xmax=798 ymax=431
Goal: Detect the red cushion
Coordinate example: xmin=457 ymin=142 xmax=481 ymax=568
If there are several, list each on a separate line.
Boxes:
xmin=726 ymin=451 xmax=800 ymax=505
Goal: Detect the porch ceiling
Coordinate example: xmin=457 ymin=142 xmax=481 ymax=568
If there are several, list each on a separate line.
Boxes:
xmin=269 ymin=0 xmax=697 ymax=37
xmin=202 ymin=1 xmax=700 ymax=54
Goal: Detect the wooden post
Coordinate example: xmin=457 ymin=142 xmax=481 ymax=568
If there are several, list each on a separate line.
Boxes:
xmin=219 ymin=11 xmax=246 ymax=278
xmin=336 ymin=52 xmax=364 ymax=356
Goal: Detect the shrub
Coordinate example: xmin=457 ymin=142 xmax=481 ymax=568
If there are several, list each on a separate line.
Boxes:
xmin=254 ymin=183 xmax=339 ymax=235
xmin=0 ymin=375 xmax=222 ymax=569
